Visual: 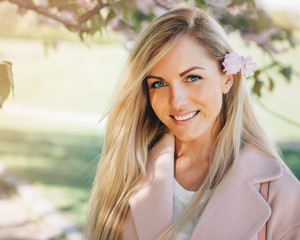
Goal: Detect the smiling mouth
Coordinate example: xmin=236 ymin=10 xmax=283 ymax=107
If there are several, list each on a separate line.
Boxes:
xmin=172 ymin=111 xmax=199 ymax=121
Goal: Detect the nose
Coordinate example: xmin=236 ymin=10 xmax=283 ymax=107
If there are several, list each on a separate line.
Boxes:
xmin=169 ymin=83 xmax=189 ymax=109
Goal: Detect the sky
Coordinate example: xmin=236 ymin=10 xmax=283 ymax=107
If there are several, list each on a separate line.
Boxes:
xmin=260 ymin=0 xmax=300 ymax=13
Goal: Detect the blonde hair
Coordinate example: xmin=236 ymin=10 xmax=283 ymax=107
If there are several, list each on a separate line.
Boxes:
xmin=85 ymin=7 xmax=289 ymax=240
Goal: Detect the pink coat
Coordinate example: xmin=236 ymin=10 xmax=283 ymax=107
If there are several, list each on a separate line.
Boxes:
xmin=123 ymin=135 xmax=300 ymax=240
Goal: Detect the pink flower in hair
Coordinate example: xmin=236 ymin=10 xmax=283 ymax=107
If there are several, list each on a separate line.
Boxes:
xmin=222 ymin=52 xmax=243 ymax=75
xmin=222 ymin=52 xmax=256 ymax=78
xmin=241 ymin=56 xmax=256 ymax=78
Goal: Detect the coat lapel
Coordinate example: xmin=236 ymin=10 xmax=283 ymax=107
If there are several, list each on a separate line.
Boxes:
xmin=129 ymin=140 xmax=283 ymax=240
xmin=129 ymin=134 xmax=175 ymax=240
xmin=191 ymin=145 xmax=283 ymax=240
xmin=190 ymin=165 xmax=271 ymax=240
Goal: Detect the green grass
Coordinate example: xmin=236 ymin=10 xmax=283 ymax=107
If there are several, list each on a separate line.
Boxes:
xmin=282 ymin=149 xmax=300 ymax=180
xmin=0 ymin=126 xmax=103 ymax=227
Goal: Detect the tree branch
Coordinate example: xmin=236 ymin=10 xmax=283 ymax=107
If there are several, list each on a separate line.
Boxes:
xmin=153 ymin=0 xmax=169 ymax=10
xmin=77 ymin=0 xmax=125 ymax=24
xmin=6 ymin=0 xmax=123 ymax=34
xmin=7 ymin=0 xmax=90 ymax=32
xmin=255 ymin=98 xmax=300 ymax=129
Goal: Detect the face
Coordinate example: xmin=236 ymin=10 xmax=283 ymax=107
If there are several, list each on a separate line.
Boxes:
xmin=146 ymin=36 xmax=233 ymax=142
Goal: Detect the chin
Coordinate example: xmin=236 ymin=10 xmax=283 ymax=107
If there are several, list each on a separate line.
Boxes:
xmin=173 ymin=131 xmax=201 ymax=142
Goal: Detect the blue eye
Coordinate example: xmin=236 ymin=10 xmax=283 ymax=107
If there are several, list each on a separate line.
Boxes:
xmin=186 ymin=75 xmax=201 ymax=82
xmin=151 ymin=81 xmax=166 ymax=88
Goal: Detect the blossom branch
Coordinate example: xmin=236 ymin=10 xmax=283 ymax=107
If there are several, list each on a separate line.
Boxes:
xmin=7 ymin=0 xmax=90 ymax=32
xmin=6 ymin=0 xmax=123 ymax=33
xmin=153 ymin=0 xmax=169 ymax=10
xmin=78 ymin=0 xmax=124 ymax=24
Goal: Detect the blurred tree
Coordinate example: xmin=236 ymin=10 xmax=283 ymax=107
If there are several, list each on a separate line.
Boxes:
xmin=1 ymin=0 xmax=299 ymax=99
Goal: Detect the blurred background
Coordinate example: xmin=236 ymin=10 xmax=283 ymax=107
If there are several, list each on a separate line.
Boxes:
xmin=0 ymin=0 xmax=299 ymax=239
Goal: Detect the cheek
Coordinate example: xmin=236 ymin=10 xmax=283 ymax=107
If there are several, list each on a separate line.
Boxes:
xmin=210 ymin=90 xmax=223 ymax=115
xmin=196 ymin=86 xmax=223 ymax=114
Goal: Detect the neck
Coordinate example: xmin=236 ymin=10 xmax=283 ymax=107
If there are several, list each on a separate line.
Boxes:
xmin=174 ymin=135 xmax=213 ymax=191
xmin=174 ymin=132 xmax=217 ymax=191
xmin=175 ymin=119 xmax=221 ymax=165
xmin=175 ymin=135 xmax=213 ymax=165
xmin=173 ymin=118 xmax=222 ymax=191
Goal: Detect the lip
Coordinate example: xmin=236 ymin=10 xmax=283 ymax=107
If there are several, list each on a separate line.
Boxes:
xmin=171 ymin=110 xmax=198 ymax=117
xmin=170 ymin=110 xmax=200 ymax=126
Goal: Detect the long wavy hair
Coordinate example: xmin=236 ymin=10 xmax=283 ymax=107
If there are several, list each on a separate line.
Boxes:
xmin=85 ymin=7 xmax=289 ymax=240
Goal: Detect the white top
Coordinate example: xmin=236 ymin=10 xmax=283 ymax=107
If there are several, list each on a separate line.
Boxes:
xmin=172 ymin=178 xmax=198 ymax=239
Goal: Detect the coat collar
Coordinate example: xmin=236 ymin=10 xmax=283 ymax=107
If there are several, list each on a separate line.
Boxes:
xmin=129 ymin=138 xmax=283 ymax=240
xmin=237 ymin=144 xmax=283 ymax=184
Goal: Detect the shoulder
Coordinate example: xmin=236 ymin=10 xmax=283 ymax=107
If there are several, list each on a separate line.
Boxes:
xmin=237 ymin=144 xmax=300 ymax=239
xmin=237 ymin=144 xmax=300 ymax=200
xmin=271 ymin=168 xmax=300 ymax=195
xmin=269 ymin=167 xmax=300 ymax=210
xmin=268 ymin=169 xmax=300 ymax=239
xmin=236 ymin=145 xmax=283 ymax=184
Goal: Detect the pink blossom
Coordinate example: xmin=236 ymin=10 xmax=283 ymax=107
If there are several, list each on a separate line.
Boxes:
xmin=39 ymin=0 xmax=48 ymax=8
xmin=208 ymin=0 xmax=233 ymax=9
xmin=222 ymin=52 xmax=256 ymax=78
xmin=76 ymin=0 xmax=86 ymax=8
xmin=227 ymin=3 xmax=248 ymax=16
xmin=241 ymin=56 xmax=256 ymax=78
xmin=222 ymin=52 xmax=243 ymax=75
xmin=76 ymin=0 xmax=94 ymax=9
xmin=60 ymin=10 xmax=76 ymax=22
xmin=17 ymin=7 xmax=28 ymax=16
xmin=136 ymin=0 xmax=155 ymax=15
xmin=107 ymin=10 xmax=124 ymax=29
xmin=156 ymin=0 xmax=182 ymax=8
xmin=152 ymin=6 xmax=168 ymax=15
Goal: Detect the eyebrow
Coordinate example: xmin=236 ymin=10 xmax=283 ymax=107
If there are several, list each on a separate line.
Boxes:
xmin=179 ymin=66 xmax=205 ymax=77
xmin=145 ymin=75 xmax=164 ymax=81
xmin=146 ymin=66 xmax=205 ymax=81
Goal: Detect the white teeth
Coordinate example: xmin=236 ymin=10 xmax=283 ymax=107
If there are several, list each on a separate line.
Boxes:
xmin=174 ymin=111 xmax=197 ymax=121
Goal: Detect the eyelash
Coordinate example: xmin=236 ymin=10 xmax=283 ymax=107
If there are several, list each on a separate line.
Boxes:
xmin=186 ymin=75 xmax=202 ymax=82
xmin=150 ymin=81 xmax=167 ymax=89
xmin=149 ymin=74 xmax=202 ymax=89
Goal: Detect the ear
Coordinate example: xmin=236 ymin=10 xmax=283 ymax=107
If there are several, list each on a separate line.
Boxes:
xmin=221 ymin=74 xmax=234 ymax=94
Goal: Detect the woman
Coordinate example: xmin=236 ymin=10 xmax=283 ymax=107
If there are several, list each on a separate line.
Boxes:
xmin=86 ymin=7 xmax=300 ymax=240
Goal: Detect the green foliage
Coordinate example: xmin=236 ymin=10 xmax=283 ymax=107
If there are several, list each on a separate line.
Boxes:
xmin=131 ymin=10 xmax=155 ymax=32
xmin=280 ymin=66 xmax=292 ymax=82
xmin=105 ymin=8 xmax=116 ymax=24
xmin=194 ymin=0 xmax=207 ymax=9
xmin=48 ymin=0 xmax=78 ymax=11
xmin=90 ymin=13 xmax=104 ymax=35
xmin=253 ymin=70 xmax=263 ymax=97
xmin=268 ymin=77 xmax=274 ymax=92
xmin=282 ymin=149 xmax=300 ymax=180
xmin=0 ymin=61 xmax=14 ymax=109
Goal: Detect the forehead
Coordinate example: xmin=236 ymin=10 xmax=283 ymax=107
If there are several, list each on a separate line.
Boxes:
xmin=149 ymin=35 xmax=218 ymax=75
